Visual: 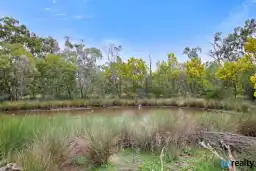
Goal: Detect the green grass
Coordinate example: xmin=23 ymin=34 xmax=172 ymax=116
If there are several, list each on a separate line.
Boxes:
xmin=0 ymin=111 xmax=255 ymax=170
xmin=95 ymin=148 xmax=225 ymax=171
xmin=0 ymin=98 xmax=255 ymax=113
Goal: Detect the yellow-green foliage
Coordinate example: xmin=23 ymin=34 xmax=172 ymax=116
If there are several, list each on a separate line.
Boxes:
xmin=250 ymin=74 xmax=256 ymax=96
xmin=126 ymin=57 xmax=147 ymax=86
xmin=245 ymin=38 xmax=256 ymax=96
xmin=216 ymin=56 xmax=252 ymax=81
xmin=104 ymin=56 xmax=147 ymax=89
xmin=185 ymin=57 xmax=205 ymax=82
xmin=215 ymin=53 xmax=253 ymax=97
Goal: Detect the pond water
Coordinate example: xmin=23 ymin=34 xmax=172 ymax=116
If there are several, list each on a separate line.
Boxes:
xmin=2 ymin=106 xmax=247 ymax=137
xmin=7 ymin=106 xmax=224 ymax=116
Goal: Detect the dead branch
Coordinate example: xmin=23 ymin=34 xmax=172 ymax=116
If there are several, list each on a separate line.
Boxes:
xmin=199 ymin=141 xmax=236 ymax=171
xmin=0 ymin=163 xmax=22 ymax=171
xmin=160 ymin=146 xmax=165 ymax=171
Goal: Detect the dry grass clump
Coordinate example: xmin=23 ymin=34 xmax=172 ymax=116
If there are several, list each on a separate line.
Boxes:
xmin=182 ymin=98 xmax=206 ymax=108
xmin=119 ymin=114 xmax=197 ymax=152
xmin=196 ymin=114 xmax=241 ymax=132
xmin=67 ymin=117 xmax=122 ymax=169
xmin=237 ymin=117 xmax=256 ymax=137
xmin=12 ymin=133 xmax=70 ymax=171
xmin=64 ymin=130 xmax=121 ymax=170
xmin=63 ymin=137 xmax=91 ymax=171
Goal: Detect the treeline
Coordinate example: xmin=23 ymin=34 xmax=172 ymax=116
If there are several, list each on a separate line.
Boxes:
xmin=0 ymin=17 xmax=256 ymax=101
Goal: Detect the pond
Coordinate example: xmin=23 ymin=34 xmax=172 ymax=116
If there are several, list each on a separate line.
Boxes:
xmin=7 ymin=106 xmax=222 ymax=116
xmin=2 ymin=106 xmax=249 ymax=138
xmin=4 ymin=106 xmax=244 ymax=134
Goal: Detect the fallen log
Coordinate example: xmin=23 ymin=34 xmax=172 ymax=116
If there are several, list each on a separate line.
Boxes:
xmin=190 ymin=131 xmax=256 ymax=153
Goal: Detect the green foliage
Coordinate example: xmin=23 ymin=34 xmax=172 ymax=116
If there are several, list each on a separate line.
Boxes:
xmin=36 ymin=54 xmax=77 ymax=99
xmin=72 ymin=156 xmax=88 ymax=166
xmin=184 ymin=57 xmax=206 ymax=96
xmin=139 ymin=161 xmax=163 ymax=171
xmin=0 ymin=16 xmax=256 ymax=102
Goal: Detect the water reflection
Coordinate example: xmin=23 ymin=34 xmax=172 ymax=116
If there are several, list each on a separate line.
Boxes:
xmin=8 ymin=106 xmax=210 ymax=117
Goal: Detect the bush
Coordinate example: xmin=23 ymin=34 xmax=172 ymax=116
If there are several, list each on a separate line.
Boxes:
xmin=205 ymin=88 xmax=224 ymax=100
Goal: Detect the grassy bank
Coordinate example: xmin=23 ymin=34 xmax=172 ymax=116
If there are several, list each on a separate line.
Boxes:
xmin=0 ymin=98 xmax=255 ymax=113
xmin=0 ymin=112 xmax=255 ymax=170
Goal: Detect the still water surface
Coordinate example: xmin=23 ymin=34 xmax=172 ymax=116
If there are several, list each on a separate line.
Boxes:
xmin=8 ymin=106 xmax=222 ymax=116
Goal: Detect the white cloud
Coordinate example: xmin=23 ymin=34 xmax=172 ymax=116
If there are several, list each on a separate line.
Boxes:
xmin=44 ymin=8 xmax=51 ymax=11
xmin=200 ymin=0 xmax=256 ymax=61
xmin=73 ymin=15 xmax=85 ymax=19
xmin=216 ymin=0 xmax=254 ymax=35
xmin=52 ymin=0 xmax=57 ymax=4
xmin=73 ymin=15 xmax=83 ymax=19
xmin=54 ymin=13 xmax=66 ymax=16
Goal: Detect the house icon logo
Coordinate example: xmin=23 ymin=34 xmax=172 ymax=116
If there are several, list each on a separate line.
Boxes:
xmin=220 ymin=160 xmax=232 ymax=168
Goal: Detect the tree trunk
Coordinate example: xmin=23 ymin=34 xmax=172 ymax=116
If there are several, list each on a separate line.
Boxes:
xmin=119 ymin=79 xmax=122 ymax=98
xmin=115 ymin=81 xmax=121 ymax=98
xmin=190 ymin=131 xmax=256 ymax=153
xmin=233 ymin=81 xmax=237 ymax=98
xmin=66 ymin=86 xmax=72 ymax=99
xmin=78 ymin=79 xmax=84 ymax=99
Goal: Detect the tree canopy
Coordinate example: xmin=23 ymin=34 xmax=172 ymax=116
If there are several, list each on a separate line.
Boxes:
xmin=1 ymin=16 xmax=256 ymax=101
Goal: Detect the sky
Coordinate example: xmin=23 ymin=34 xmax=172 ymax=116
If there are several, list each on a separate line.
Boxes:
xmin=1 ymin=0 xmax=256 ymax=68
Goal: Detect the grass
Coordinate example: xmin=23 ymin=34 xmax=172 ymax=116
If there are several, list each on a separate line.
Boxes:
xmin=0 ymin=98 xmax=255 ymax=113
xmin=0 ymin=111 xmax=255 ymax=170
xmin=96 ymin=148 xmax=225 ymax=171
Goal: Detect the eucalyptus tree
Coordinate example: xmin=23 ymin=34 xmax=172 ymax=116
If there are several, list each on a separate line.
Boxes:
xmin=63 ymin=37 xmax=102 ymax=98
xmin=0 ymin=43 xmax=36 ymax=100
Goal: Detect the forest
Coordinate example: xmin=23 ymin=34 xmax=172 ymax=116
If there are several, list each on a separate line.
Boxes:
xmin=1 ymin=17 xmax=256 ymax=102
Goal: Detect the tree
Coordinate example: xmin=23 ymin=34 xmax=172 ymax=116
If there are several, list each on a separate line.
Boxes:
xmin=183 ymin=47 xmax=202 ymax=59
xmin=0 ymin=17 xmax=41 ymax=56
xmin=184 ymin=57 xmax=205 ymax=96
xmin=39 ymin=36 xmax=60 ymax=57
xmin=72 ymin=40 xmax=102 ymax=99
xmin=125 ymin=57 xmax=148 ymax=89
xmin=216 ymin=56 xmax=252 ymax=98
xmin=245 ymin=38 xmax=256 ymax=97
xmin=104 ymin=43 xmax=122 ymax=97
xmin=0 ymin=17 xmax=60 ymax=57
xmin=36 ymin=54 xmax=77 ymax=99
xmin=209 ymin=19 xmax=256 ymax=64
xmin=0 ymin=43 xmax=36 ymax=100
xmin=104 ymin=56 xmax=127 ymax=97
xmin=152 ymin=53 xmax=181 ymax=97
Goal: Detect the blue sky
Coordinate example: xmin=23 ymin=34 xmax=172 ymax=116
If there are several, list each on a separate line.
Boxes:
xmin=1 ymin=0 xmax=256 ymax=68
